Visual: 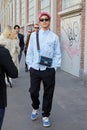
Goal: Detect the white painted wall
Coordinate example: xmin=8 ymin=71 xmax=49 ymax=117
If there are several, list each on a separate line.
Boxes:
xmin=21 ymin=0 xmax=25 ymax=26
xmin=28 ymin=0 xmax=34 ymax=24
xmin=13 ymin=0 xmax=16 ymax=26
xmin=41 ymin=0 xmax=50 ymax=12
xmin=9 ymin=2 xmax=13 ymax=26
xmin=61 ymin=15 xmax=81 ymax=77
xmin=62 ymin=0 xmax=82 ymax=10
xmin=15 ymin=0 xmax=21 ymax=25
xmin=33 ymin=0 xmax=39 ymax=24
xmin=83 ymin=0 xmax=87 ymax=85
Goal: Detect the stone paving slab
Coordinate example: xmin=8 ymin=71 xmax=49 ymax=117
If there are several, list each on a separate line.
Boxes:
xmin=2 ymin=54 xmax=87 ymax=130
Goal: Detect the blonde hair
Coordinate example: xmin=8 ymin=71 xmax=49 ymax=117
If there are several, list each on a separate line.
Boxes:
xmin=3 ymin=25 xmax=18 ymax=40
xmin=9 ymin=30 xmax=18 ymax=39
xmin=3 ymin=25 xmax=12 ymax=38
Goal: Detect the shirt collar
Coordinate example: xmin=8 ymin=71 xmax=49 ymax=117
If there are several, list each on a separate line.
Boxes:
xmin=40 ymin=28 xmax=50 ymax=34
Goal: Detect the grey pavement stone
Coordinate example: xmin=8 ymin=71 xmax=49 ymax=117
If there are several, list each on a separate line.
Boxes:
xmin=2 ymin=54 xmax=87 ymax=130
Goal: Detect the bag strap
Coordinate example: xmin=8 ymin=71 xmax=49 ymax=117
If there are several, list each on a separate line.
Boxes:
xmin=36 ymin=30 xmax=40 ymax=50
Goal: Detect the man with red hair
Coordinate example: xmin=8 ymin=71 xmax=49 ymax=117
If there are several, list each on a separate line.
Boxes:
xmin=26 ymin=12 xmax=61 ymax=127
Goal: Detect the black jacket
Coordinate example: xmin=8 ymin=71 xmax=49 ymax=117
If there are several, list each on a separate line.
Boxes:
xmin=0 ymin=45 xmax=18 ymax=108
xmin=18 ymin=33 xmax=24 ymax=51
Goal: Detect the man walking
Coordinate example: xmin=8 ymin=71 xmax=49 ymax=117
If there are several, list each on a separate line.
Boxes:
xmin=26 ymin=12 xmax=61 ymax=127
xmin=14 ymin=25 xmax=24 ymax=62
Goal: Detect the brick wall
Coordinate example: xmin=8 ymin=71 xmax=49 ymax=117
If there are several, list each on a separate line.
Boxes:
xmin=80 ymin=0 xmax=86 ymax=69
xmin=38 ymin=0 xmax=41 ymax=13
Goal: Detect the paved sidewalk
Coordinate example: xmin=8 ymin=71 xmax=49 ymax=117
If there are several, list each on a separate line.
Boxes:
xmin=2 ymin=54 xmax=87 ymax=130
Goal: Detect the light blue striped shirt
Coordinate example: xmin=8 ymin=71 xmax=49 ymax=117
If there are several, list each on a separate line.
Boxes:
xmin=26 ymin=29 xmax=61 ymax=70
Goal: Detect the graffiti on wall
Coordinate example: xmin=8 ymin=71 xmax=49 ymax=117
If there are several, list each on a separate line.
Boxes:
xmin=61 ymin=18 xmax=81 ymax=60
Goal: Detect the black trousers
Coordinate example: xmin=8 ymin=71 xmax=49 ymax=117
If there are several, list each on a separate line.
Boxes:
xmin=29 ymin=67 xmax=55 ymax=117
xmin=24 ymin=49 xmax=27 ymax=69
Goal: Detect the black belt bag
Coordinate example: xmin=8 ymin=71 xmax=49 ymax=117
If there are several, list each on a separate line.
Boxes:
xmin=36 ymin=31 xmax=52 ymax=67
xmin=39 ymin=56 xmax=52 ymax=67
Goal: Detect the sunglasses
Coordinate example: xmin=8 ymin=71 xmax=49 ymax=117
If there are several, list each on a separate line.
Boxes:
xmin=34 ymin=27 xmax=39 ymax=29
xmin=39 ymin=18 xmax=49 ymax=22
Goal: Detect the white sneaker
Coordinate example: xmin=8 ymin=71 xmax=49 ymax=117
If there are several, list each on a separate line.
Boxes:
xmin=31 ymin=109 xmax=38 ymax=120
xmin=9 ymin=78 xmax=12 ymax=84
xmin=5 ymin=77 xmax=12 ymax=87
xmin=42 ymin=117 xmax=51 ymax=127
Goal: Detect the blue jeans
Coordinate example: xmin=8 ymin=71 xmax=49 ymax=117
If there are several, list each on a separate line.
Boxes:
xmin=0 ymin=108 xmax=5 ymax=130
